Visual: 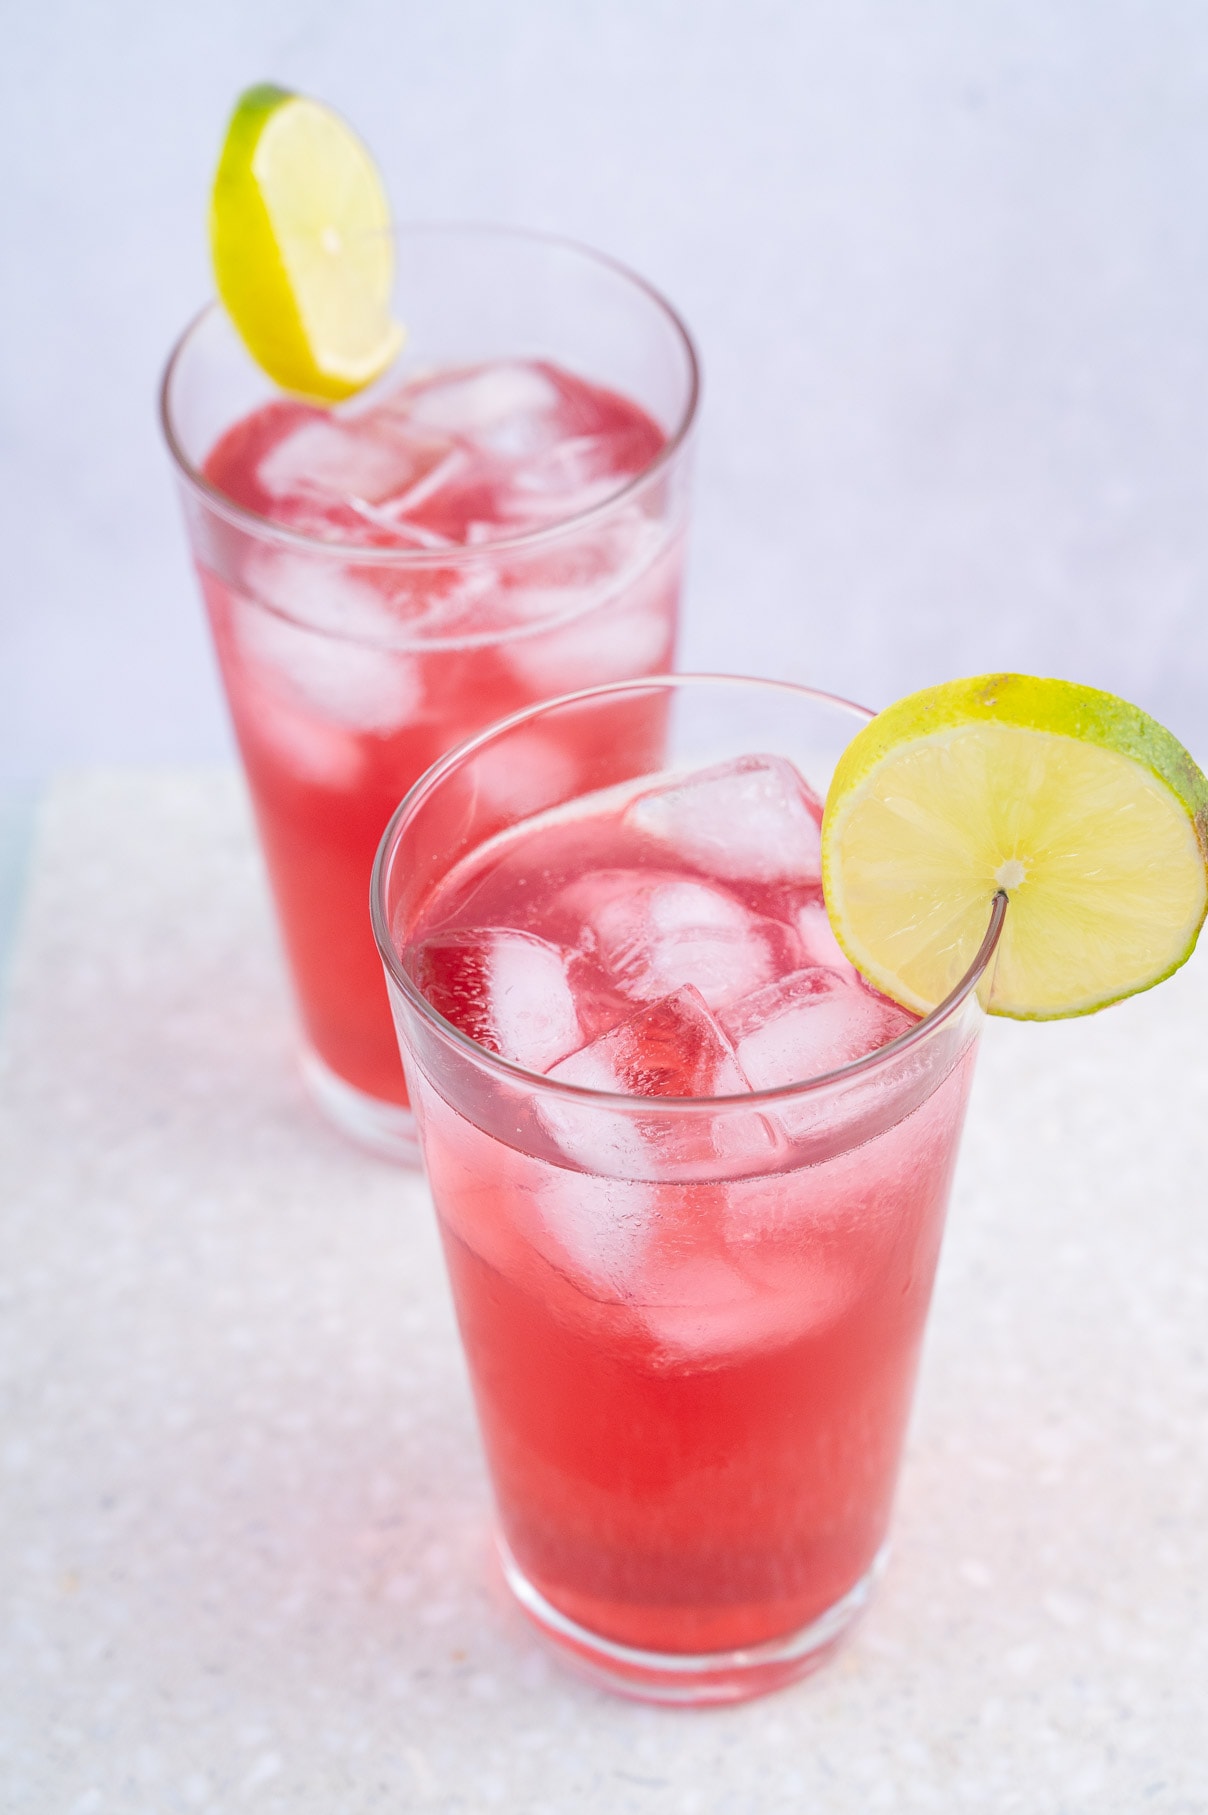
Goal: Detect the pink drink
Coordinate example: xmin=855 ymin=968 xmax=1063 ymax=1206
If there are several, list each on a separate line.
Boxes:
xmin=199 ymin=363 xmax=675 ymax=1109
xmin=376 ymin=697 xmax=996 ymax=1701
xmin=163 ymin=228 xmax=698 ymax=1157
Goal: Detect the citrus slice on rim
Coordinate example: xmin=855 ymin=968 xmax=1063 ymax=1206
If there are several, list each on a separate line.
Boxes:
xmin=209 ymin=83 xmax=404 ymax=402
xmin=821 ymin=673 xmax=1208 ymax=1019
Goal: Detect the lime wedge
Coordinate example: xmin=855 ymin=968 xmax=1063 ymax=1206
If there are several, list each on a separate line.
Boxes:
xmin=209 ymin=84 xmax=404 ymax=402
xmin=821 ymin=673 xmax=1208 ymax=1019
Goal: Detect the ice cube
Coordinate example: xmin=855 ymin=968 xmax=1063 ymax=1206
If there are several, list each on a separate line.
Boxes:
xmin=501 ymin=583 xmax=674 ymax=691
xmin=551 ymin=986 xmax=748 ymax=1099
xmin=635 ymin=1249 xmax=773 ymax=1360
xmin=495 ymin=434 xmax=633 ymax=529
xmin=561 ymin=869 xmax=801 ymax=1010
xmin=625 ymin=755 xmax=824 ymax=886
xmin=795 ymin=896 xmax=860 ymax=978
xmin=622 ymin=1167 xmax=860 ymax=1361
xmin=348 ymin=444 xmax=470 ymax=524
xmin=233 ymin=678 xmax=366 ymax=790
xmin=400 ymin=361 xmax=566 ymax=456
xmin=635 ymin=1246 xmax=851 ymax=1362
xmin=532 ymin=1168 xmax=659 ymax=1294
xmin=410 ymin=1081 xmax=657 ymax=1300
xmin=231 ymin=585 xmax=424 ymax=735
xmin=409 ymin=927 xmax=584 ymax=1073
xmin=493 ymin=503 xmax=665 ymax=615
xmin=258 ymin=412 xmax=454 ymax=510
xmin=499 ymin=525 xmax=677 ymax=691
xmin=502 ymin=477 xmax=623 ymax=530
xmin=513 ymin=432 xmax=622 ymax=489
xmin=343 ymin=506 xmax=454 ymax=550
xmin=541 ymin=987 xmax=755 ymax=1177
xmin=244 ymin=547 xmax=390 ymax=636
xmin=722 ymin=967 xmax=916 ymax=1092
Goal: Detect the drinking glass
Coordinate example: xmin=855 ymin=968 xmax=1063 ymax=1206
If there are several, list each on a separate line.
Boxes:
xmin=162 ymin=226 xmax=698 ymax=1160
xmin=372 ymin=675 xmax=1004 ymax=1703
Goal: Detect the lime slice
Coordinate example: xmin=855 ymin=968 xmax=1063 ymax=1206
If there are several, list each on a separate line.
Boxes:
xmin=821 ymin=673 xmax=1208 ymax=1019
xmin=209 ymin=84 xmax=404 ymax=402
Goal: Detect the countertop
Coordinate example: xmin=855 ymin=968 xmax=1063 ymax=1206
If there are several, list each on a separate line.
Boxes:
xmin=2 ymin=770 xmax=1206 ymax=1813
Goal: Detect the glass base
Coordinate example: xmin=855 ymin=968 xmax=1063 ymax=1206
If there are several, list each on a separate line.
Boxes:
xmin=497 ymin=1536 xmax=887 ymax=1706
xmin=299 ymin=1046 xmax=422 ymax=1166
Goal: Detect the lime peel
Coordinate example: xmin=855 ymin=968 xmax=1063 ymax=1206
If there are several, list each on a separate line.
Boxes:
xmin=821 ymin=673 xmax=1208 ymax=1021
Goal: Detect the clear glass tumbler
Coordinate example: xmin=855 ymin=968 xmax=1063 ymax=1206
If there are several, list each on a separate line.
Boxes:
xmin=161 ymin=226 xmax=698 ymax=1161
xmin=372 ymin=675 xmax=1004 ymax=1704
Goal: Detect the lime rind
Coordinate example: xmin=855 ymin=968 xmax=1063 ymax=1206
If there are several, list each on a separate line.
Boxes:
xmin=838 ymin=673 xmax=1208 ymax=853
xmin=210 ymin=87 xmax=307 ymax=393
xmin=821 ymin=674 xmax=1208 ymax=1021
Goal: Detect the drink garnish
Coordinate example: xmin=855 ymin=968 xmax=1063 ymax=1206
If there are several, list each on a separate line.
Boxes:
xmin=209 ymin=84 xmax=404 ymax=402
xmin=821 ymin=673 xmax=1208 ymax=1018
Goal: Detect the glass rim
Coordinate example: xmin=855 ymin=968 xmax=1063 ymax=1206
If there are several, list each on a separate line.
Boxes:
xmin=370 ymin=672 xmax=1008 ymax=1110
xmin=158 ymin=219 xmax=701 ymax=568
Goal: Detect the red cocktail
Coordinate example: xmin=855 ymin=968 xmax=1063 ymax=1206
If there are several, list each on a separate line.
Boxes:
xmin=373 ymin=676 xmax=1003 ymax=1702
xmin=162 ymin=228 xmax=697 ymax=1158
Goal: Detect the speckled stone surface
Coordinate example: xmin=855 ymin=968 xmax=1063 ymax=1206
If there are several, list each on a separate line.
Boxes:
xmin=2 ymin=770 xmax=1206 ymax=1814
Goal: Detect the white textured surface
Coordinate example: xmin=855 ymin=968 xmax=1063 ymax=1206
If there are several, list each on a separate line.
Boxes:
xmin=2 ymin=770 xmax=1207 ymax=1812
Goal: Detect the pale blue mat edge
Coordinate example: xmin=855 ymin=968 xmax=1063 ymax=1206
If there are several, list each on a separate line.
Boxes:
xmin=0 ymin=784 xmax=40 ymax=1019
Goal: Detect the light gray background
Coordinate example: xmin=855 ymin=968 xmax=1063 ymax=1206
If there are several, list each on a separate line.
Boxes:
xmin=4 ymin=0 xmax=1208 ymax=778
